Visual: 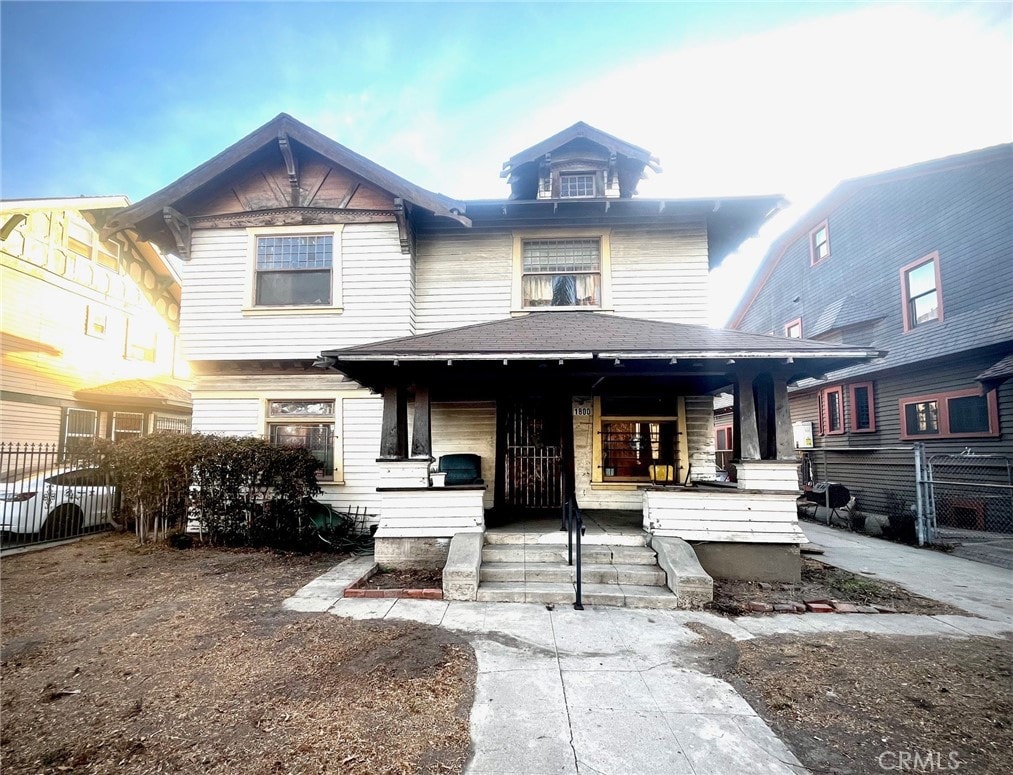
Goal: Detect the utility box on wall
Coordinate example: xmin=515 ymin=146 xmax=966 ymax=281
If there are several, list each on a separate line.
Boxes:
xmin=793 ymin=421 xmax=814 ymax=449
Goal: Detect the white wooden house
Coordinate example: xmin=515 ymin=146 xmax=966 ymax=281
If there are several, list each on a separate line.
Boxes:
xmin=106 ymin=115 xmax=880 ymax=600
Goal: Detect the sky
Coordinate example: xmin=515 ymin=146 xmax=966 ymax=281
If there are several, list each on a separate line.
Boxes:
xmin=2 ymin=1 xmax=1011 ymax=324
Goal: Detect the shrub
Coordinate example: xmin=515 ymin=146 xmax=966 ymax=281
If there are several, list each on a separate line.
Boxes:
xmin=90 ymin=433 xmax=325 ymax=549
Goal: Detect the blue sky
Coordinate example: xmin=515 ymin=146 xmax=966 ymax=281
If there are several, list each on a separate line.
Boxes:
xmin=2 ymin=1 xmax=1010 ymax=322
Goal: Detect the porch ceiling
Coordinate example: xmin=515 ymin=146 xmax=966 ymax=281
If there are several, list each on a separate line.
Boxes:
xmin=320 ymin=312 xmax=883 ymax=393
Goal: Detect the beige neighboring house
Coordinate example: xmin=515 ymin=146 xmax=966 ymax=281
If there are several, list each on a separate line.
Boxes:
xmin=0 ymin=196 xmax=191 ymax=449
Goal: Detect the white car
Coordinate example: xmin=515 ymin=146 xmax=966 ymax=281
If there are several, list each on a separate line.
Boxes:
xmin=0 ymin=467 xmax=117 ymax=538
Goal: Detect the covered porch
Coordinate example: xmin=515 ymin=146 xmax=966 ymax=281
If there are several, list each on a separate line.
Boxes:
xmin=319 ymin=311 xmax=881 ymax=582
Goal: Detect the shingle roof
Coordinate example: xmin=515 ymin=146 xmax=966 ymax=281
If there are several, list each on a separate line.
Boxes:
xmin=75 ymin=379 xmax=191 ymax=407
xmin=976 ymin=352 xmax=1013 ymax=384
xmin=325 ymin=312 xmax=882 ymax=361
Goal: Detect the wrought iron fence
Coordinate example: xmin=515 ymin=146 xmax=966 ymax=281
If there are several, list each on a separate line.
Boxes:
xmin=925 ymin=452 xmax=1013 ymax=541
xmin=0 ymin=442 xmax=117 ymax=550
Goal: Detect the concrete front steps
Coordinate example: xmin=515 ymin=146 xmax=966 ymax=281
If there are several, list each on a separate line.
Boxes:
xmin=476 ymin=533 xmax=681 ymax=608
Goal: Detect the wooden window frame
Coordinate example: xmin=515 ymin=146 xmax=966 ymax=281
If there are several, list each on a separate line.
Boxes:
xmin=809 ymin=220 xmax=830 ymax=266
xmin=511 ymin=228 xmax=612 ymax=312
xmin=244 ymin=225 xmax=344 ymax=315
xmin=62 ymin=408 xmax=98 ymax=454
xmin=899 ymin=387 xmax=999 ymax=440
xmin=848 ymin=382 xmax=876 ymax=433
xmin=784 ymin=317 xmax=803 ymax=338
xmin=558 ymin=172 xmax=597 ymax=199
xmin=112 ymin=411 xmax=145 ymax=441
xmin=900 ymin=252 xmax=943 ymax=332
xmin=264 ymin=398 xmax=338 ymax=481
xmin=819 ymin=385 xmax=845 ymax=435
xmin=715 ymin=426 xmax=733 ymax=451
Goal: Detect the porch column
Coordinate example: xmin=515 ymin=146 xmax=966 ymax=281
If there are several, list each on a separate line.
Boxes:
xmin=410 ymin=385 xmax=432 ymax=459
xmin=379 ymin=385 xmax=408 ymax=459
xmin=737 ymin=374 xmax=761 ymax=461
xmin=773 ymin=377 xmax=795 ymax=460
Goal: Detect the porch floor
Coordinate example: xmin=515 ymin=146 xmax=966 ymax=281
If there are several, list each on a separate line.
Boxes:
xmin=485 ymin=509 xmax=645 ymax=546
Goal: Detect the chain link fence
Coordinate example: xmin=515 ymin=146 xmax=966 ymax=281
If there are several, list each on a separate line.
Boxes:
xmin=925 ymin=453 xmax=1013 ymax=541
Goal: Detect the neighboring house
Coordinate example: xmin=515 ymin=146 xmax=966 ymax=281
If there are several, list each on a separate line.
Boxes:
xmin=0 ymin=197 xmax=191 ymax=450
xmin=729 ymin=144 xmax=1013 ymax=534
xmin=106 ymin=115 xmax=880 ymax=586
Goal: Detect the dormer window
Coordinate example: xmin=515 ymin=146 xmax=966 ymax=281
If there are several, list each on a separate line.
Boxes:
xmin=559 ymin=172 xmax=596 ymax=199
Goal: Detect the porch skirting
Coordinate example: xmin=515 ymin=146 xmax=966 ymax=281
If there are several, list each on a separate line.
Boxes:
xmin=642 ymin=487 xmax=806 ymax=544
xmin=373 ymin=486 xmax=486 ymax=569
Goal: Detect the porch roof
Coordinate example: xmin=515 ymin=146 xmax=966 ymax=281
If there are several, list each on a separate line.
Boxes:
xmin=320 ymin=312 xmax=883 ymax=392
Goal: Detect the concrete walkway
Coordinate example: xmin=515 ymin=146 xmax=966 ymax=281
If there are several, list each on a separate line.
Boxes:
xmin=283 ymin=553 xmax=1013 ymax=775
xmin=802 ymin=522 xmax=1013 ymax=623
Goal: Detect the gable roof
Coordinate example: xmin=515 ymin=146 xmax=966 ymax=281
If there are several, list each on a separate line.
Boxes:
xmin=75 ymin=379 xmax=191 ymax=409
xmin=501 ymin=121 xmax=661 ymax=178
xmin=325 ymin=311 xmax=881 ymax=363
xmin=728 ymin=143 xmax=1013 ymax=329
xmin=103 ymin=113 xmax=470 ymax=242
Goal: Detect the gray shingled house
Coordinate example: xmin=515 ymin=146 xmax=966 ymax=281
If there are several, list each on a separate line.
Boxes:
xmin=107 ymin=115 xmax=881 ymax=603
xmin=729 ymin=144 xmax=1013 ymax=542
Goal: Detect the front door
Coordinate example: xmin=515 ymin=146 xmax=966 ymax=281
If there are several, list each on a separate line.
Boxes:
xmin=500 ymin=398 xmax=566 ymax=511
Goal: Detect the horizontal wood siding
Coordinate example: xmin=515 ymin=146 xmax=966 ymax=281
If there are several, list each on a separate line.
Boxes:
xmin=645 ymin=490 xmax=805 ymax=543
xmin=328 ymin=396 xmax=382 ymax=518
xmin=610 ymin=224 xmax=709 ymax=324
xmin=431 ymin=402 xmax=497 ymax=510
xmin=181 ymin=223 xmax=412 ymax=360
xmin=0 ymin=401 xmax=62 ymax=445
xmin=375 ymin=490 xmax=485 ymax=537
xmin=191 ymin=398 xmax=261 ymax=436
xmin=685 ymin=396 xmax=717 ymax=480
xmin=414 ymin=231 xmax=513 ymax=334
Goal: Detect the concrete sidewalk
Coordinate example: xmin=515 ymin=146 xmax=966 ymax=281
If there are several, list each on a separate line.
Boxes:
xmin=802 ymin=522 xmax=1013 ymax=623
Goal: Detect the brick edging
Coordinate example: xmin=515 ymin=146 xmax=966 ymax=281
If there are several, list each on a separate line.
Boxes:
xmin=343 ymin=564 xmax=443 ymax=599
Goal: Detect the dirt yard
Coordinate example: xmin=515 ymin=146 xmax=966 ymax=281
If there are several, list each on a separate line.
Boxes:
xmin=0 ymin=535 xmax=476 ymax=774
xmin=710 ymin=557 xmax=964 ymax=616
xmin=693 ymin=627 xmax=1013 ymax=775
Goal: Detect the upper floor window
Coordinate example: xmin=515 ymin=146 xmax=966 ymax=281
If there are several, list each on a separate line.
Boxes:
xmin=785 ymin=318 xmax=802 ymax=338
xmin=559 ymin=173 xmax=596 ymax=199
xmin=521 ymin=238 xmax=601 ymax=308
xmin=255 ymin=234 xmax=333 ymax=306
xmin=901 ymin=252 xmax=942 ymax=331
xmin=899 ymin=388 xmax=998 ymax=439
xmin=809 ymin=220 xmax=830 ymax=265
xmin=124 ymin=320 xmax=156 ymax=362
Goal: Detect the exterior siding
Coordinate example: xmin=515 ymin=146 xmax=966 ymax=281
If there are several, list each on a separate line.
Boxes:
xmin=181 ymin=223 xmax=412 ymax=361
xmin=0 ymin=401 xmax=62 ymax=445
xmin=685 ymin=396 xmax=717 ymax=480
xmin=191 ymin=398 xmax=261 ymax=436
xmin=330 ymin=396 xmax=382 ymax=518
xmin=431 ymin=402 xmax=497 ymax=510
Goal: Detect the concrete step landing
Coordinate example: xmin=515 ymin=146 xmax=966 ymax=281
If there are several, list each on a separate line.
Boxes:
xmin=475 ymin=581 xmax=681 ymax=609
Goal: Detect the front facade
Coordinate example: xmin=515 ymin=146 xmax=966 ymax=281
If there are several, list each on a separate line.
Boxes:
xmin=0 ymin=197 xmax=191 ymax=450
xmin=729 ymin=145 xmax=1013 ymax=534
xmin=108 ymin=115 xmax=879 ymax=586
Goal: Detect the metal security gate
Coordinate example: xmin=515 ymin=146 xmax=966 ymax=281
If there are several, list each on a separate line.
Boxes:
xmin=502 ymin=400 xmax=565 ymax=510
xmin=0 ymin=442 xmax=117 ymax=550
xmin=924 ymin=452 xmax=1013 ymax=542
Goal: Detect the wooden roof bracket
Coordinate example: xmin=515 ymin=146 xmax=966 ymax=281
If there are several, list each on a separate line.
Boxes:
xmin=277 ymin=132 xmax=300 ymax=206
xmin=393 ymin=198 xmax=415 ymax=255
xmin=162 ymin=207 xmax=192 ymax=259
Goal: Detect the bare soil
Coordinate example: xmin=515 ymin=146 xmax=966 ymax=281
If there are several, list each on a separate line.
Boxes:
xmin=709 ymin=558 xmax=964 ymax=616
xmin=362 ymin=568 xmax=443 ymax=590
xmin=0 ymin=534 xmax=476 ymax=774
xmin=696 ymin=628 xmax=1013 ymax=775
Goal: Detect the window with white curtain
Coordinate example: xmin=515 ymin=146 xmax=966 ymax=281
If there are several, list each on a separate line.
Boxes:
xmin=521 ymin=239 xmax=601 ymax=308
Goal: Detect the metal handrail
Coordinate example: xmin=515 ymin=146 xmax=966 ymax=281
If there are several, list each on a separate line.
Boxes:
xmin=562 ymin=492 xmax=585 ymax=610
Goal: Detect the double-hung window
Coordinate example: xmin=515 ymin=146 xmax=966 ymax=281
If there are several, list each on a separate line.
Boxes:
xmin=521 ymin=238 xmax=601 ymax=308
xmin=901 ymin=252 xmax=942 ymax=331
xmin=255 ymin=234 xmax=333 ymax=306
xmin=810 ymin=220 xmax=830 ymax=265
xmin=899 ymin=388 xmax=998 ymax=440
xmin=63 ymin=408 xmax=98 ymax=455
xmin=112 ymin=412 xmax=145 ymax=441
xmin=266 ymin=400 xmax=335 ymax=479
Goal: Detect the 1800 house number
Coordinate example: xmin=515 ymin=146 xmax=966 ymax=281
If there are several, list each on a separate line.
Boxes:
xmin=573 ymin=407 xmax=592 ymax=416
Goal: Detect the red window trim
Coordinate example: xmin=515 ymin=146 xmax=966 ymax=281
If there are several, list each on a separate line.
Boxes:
xmin=715 ymin=426 xmax=733 ymax=451
xmin=819 ymin=385 xmax=845 ymax=435
xmin=898 ymin=387 xmax=999 ymax=440
xmin=900 ymin=251 xmax=943 ymax=333
xmin=784 ymin=317 xmax=803 ymax=338
xmin=848 ymin=382 xmax=876 ymax=433
xmin=809 ymin=219 xmax=830 ymax=266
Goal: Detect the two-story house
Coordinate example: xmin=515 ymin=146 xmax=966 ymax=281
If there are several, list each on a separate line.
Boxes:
xmin=0 ymin=197 xmax=191 ymax=450
xmin=729 ymin=145 xmax=1013 ymax=539
xmin=105 ymin=115 xmax=880 ymax=598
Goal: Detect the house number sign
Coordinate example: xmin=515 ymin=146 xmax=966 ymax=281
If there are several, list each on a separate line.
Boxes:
xmin=573 ymin=407 xmax=592 ymax=416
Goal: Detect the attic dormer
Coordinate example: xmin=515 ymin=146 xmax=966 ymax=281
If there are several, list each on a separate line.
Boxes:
xmin=501 ymin=121 xmax=661 ymax=201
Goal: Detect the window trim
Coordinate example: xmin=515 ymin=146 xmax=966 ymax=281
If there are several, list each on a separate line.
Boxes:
xmin=511 ymin=228 xmax=612 ymax=312
xmin=848 ymin=382 xmax=876 ymax=433
xmin=245 ymin=225 xmax=344 ymax=315
xmin=62 ymin=408 xmax=98 ymax=453
xmin=899 ymin=387 xmax=999 ymax=440
xmin=590 ymin=395 xmax=687 ymax=483
xmin=784 ymin=317 xmax=803 ymax=338
xmin=819 ymin=385 xmax=845 ymax=435
xmin=111 ymin=411 xmax=145 ymax=441
xmin=558 ymin=171 xmax=597 ymax=199
xmin=809 ymin=220 xmax=830 ymax=266
xmin=900 ymin=251 xmax=943 ymax=332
